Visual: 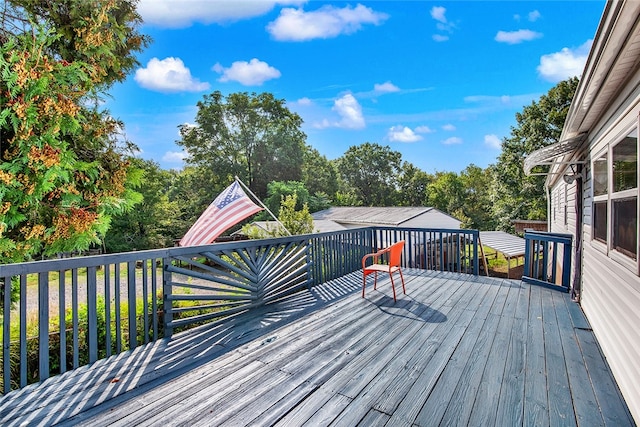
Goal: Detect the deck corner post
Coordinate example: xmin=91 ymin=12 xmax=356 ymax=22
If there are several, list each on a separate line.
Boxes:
xmin=162 ymin=257 xmax=173 ymax=338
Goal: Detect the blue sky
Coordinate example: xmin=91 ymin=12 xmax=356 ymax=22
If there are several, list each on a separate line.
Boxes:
xmin=106 ymin=1 xmax=606 ymax=173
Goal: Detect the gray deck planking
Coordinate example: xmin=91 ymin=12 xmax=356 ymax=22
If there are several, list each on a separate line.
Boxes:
xmin=0 ymin=270 xmax=634 ymax=426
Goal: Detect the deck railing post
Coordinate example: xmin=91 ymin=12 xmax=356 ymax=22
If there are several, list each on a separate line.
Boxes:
xmin=162 ymin=257 xmax=173 ymax=339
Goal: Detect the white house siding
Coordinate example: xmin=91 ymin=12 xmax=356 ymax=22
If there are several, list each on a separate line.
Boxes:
xmin=581 ymin=245 xmax=640 ymax=421
xmin=577 ymin=87 xmax=640 ymax=422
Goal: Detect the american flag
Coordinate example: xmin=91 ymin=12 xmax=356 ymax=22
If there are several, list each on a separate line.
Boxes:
xmin=179 ymin=181 xmax=263 ymax=247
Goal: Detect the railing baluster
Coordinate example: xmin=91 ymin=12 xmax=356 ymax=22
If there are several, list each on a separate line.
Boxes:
xmin=58 ymin=271 xmax=66 ymax=374
xmin=142 ymin=260 xmax=149 ymax=344
xmin=87 ymin=266 xmax=98 ymax=363
xmin=38 ymin=272 xmax=49 ymax=382
xmin=105 ymin=264 xmax=111 ymax=358
xmin=127 ymin=262 xmax=136 ymax=350
xmin=20 ymin=275 xmax=27 ymax=387
xmin=115 ymin=262 xmax=121 ymax=353
xmin=3 ymin=275 xmax=11 ymax=394
xmin=72 ymin=269 xmax=79 ymax=369
xmin=163 ymin=257 xmax=173 ymax=339
xmin=151 ymin=259 xmax=158 ymax=341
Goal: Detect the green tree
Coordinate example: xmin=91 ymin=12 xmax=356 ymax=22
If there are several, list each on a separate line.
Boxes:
xmin=241 ymin=193 xmax=314 ymax=238
xmin=302 ymin=147 xmax=339 ymax=201
xmin=427 ymin=171 xmax=465 ymax=215
xmin=263 ymin=181 xmax=310 ymax=215
xmin=491 ymin=77 xmax=579 ymax=231
xmin=103 ymin=159 xmax=178 ymax=252
xmin=397 ymin=162 xmax=433 ymax=206
xmin=166 ymin=165 xmax=221 ymax=241
xmin=261 ymin=180 xmax=331 ymax=216
xmin=336 ymin=142 xmax=402 ymax=206
xmin=0 ymin=0 xmax=149 ymax=262
xmin=277 ymin=194 xmax=314 ymax=235
xmin=177 ymin=91 xmax=307 ymax=199
xmin=459 ymin=164 xmax=495 ymax=230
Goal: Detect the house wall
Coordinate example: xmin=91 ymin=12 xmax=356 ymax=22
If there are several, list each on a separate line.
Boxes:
xmin=570 ymin=78 xmax=640 ymax=421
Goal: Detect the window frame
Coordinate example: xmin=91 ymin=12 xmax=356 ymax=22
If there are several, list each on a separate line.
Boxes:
xmin=590 ymin=122 xmax=639 ymax=273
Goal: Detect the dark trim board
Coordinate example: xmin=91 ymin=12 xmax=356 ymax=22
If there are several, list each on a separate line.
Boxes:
xmin=0 ymin=270 xmax=634 ymax=426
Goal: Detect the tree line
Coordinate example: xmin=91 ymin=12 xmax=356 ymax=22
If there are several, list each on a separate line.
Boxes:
xmin=0 ymin=0 xmax=578 ymax=260
xmin=104 ymin=77 xmax=578 ymax=253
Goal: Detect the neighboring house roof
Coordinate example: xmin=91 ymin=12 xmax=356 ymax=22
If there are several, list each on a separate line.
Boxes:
xmin=312 ymin=219 xmax=348 ymax=233
xmin=311 ymin=207 xmax=461 ymax=229
xmin=232 ymin=219 xmax=347 ymax=236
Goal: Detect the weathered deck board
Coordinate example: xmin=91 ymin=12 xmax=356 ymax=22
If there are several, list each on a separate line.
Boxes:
xmin=0 ymin=270 xmax=634 ymax=426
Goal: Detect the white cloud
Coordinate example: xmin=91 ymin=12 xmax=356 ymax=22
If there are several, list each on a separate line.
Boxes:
xmin=374 ymin=81 xmax=400 ymax=93
xmin=388 ymin=126 xmax=423 ymax=143
xmin=442 ymin=124 xmax=456 ymax=131
xmin=484 ymin=134 xmax=502 ymax=149
xmin=134 ymin=57 xmax=209 ymax=93
xmin=295 ymin=97 xmax=313 ymax=106
xmin=495 ymin=29 xmax=543 ymax=44
xmin=138 ymin=0 xmax=305 ymax=28
xmin=443 ymin=136 xmax=462 ymax=145
xmin=537 ymin=39 xmax=592 ymax=83
xmin=162 ymin=150 xmax=188 ymax=163
xmin=333 ymin=93 xmax=365 ymax=129
xmin=267 ymin=4 xmax=388 ymax=41
xmin=430 ymin=6 xmax=447 ymax=23
xmin=213 ymin=58 xmax=281 ymax=86
xmin=315 ymin=93 xmax=365 ymax=129
xmin=415 ymin=126 xmax=434 ymax=134
xmin=430 ymin=5 xmax=456 ymax=41
xmin=528 ymin=10 xmax=542 ymax=22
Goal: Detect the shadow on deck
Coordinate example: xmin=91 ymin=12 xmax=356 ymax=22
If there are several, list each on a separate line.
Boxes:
xmin=0 ymin=270 xmax=634 ymax=426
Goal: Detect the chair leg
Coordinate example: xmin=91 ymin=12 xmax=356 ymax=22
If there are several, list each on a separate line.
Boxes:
xmin=373 ymin=272 xmax=378 ymax=290
xmin=389 ymin=273 xmax=397 ymax=302
xmin=362 ymin=273 xmax=366 ymax=298
xmin=399 ymin=269 xmax=406 ymax=294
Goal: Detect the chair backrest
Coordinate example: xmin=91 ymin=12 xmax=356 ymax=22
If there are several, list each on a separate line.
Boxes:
xmin=388 ymin=240 xmax=405 ymax=267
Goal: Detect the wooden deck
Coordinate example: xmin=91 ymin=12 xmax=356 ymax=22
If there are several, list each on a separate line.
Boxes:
xmin=0 ymin=270 xmax=634 ymax=426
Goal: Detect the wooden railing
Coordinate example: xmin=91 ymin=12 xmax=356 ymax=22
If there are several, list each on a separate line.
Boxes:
xmin=522 ymin=231 xmax=573 ymax=292
xmin=0 ymin=226 xmax=479 ymax=393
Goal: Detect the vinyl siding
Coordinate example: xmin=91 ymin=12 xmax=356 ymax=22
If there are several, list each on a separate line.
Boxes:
xmin=581 ymin=244 xmax=640 ymax=421
xmin=578 ymin=82 xmax=640 ymax=423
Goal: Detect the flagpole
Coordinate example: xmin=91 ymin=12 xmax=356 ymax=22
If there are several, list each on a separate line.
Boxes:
xmin=234 ymin=176 xmax=292 ymax=236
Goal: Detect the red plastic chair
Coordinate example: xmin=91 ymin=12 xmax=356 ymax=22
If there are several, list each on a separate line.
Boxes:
xmin=362 ymin=240 xmax=406 ymax=301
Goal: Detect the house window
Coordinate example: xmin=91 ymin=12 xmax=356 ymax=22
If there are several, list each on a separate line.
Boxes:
xmin=592 ymin=127 xmax=638 ymax=261
xmin=593 ymin=154 xmax=608 ymax=196
xmin=592 ymin=152 xmax=608 ymax=243
xmin=593 ymin=201 xmax=607 ymax=242
xmin=611 ymin=130 xmax=637 ymax=259
xmin=613 ymin=198 xmax=637 ymax=258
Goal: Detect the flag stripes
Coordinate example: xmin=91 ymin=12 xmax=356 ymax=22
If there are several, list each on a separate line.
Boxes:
xmin=179 ymin=181 xmax=263 ymax=247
